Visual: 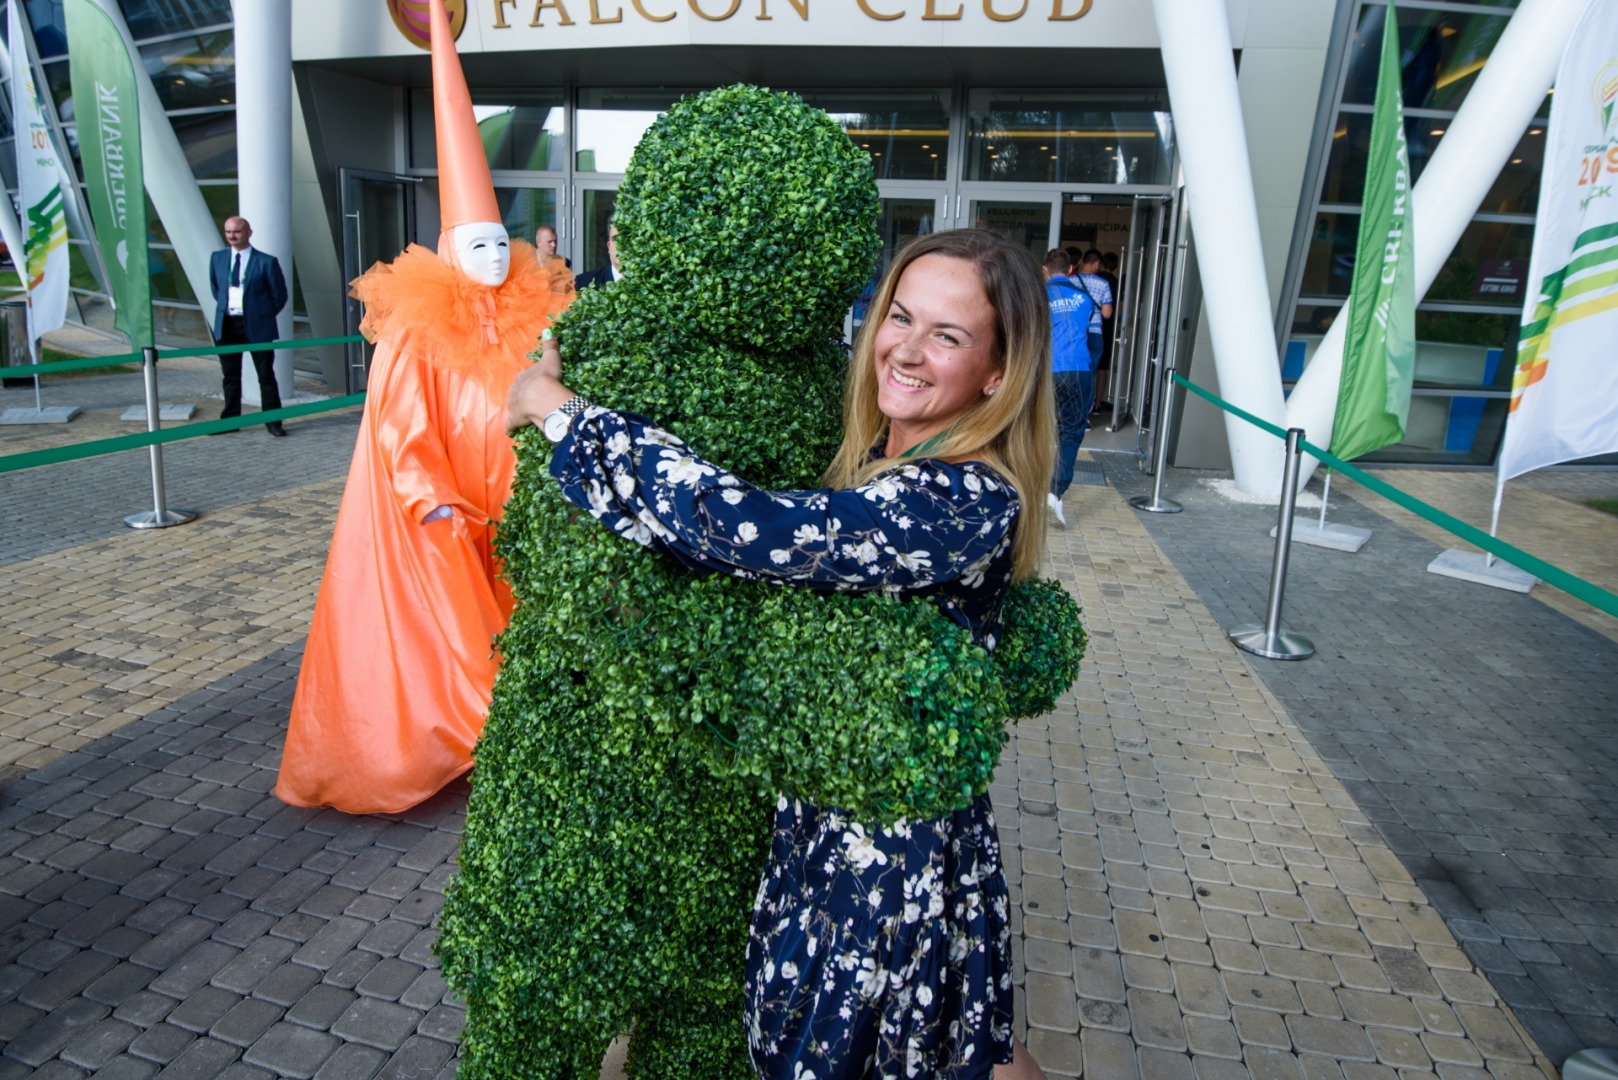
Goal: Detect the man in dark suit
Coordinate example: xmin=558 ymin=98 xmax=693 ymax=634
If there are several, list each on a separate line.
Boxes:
xmin=574 ymin=222 xmax=620 ymax=291
xmin=210 ymin=216 xmax=290 ymax=436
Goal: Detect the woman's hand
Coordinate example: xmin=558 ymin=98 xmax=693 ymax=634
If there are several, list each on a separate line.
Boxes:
xmin=507 ymin=339 xmax=577 ymax=432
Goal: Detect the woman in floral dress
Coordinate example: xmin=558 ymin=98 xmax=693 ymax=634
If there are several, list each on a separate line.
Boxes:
xmin=508 ymin=229 xmax=1055 ymax=1080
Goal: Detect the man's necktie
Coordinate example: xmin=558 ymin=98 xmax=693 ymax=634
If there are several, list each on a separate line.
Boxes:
xmin=230 ymin=253 xmax=241 ymax=287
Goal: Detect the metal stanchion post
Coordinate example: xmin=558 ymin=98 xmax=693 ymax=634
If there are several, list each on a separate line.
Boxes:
xmin=1229 ymin=428 xmax=1314 ymax=660
xmin=1130 ymin=367 xmax=1182 ymax=514
xmin=124 ymin=347 xmax=197 ymax=530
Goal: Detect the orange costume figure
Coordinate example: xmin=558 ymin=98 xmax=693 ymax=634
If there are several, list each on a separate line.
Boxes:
xmin=276 ymin=0 xmax=572 ymax=814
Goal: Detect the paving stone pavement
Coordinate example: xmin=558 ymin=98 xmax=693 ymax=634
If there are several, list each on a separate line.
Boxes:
xmin=0 ymin=367 xmax=359 ymax=568
xmin=0 ymin=648 xmax=468 ymax=1080
xmin=0 ymin=480 xmax=343 ymax=772
xmin=1105 ymin=456 xmax=1618 ymax=1069
xmin=0 ymin=433 xmax=1579 ymax=1079
xmin=1012 ymin=476 xmax=1553 ymax=1080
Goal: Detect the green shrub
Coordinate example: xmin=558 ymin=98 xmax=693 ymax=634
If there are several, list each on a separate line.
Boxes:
xmin=437 ymin=84 xmax=1086 ymax=1080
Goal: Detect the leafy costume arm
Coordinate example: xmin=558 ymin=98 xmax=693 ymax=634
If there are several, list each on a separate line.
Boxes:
xmin=551 ymin=406 xmax=1020 ymax=593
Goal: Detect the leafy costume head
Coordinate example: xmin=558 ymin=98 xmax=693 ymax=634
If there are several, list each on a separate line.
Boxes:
xmin=438 ymin=85 xmax=1085 ymax=1079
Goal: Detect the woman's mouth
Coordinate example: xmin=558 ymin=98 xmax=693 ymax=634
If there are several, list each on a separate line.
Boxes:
xmin=888 ymin=369 xmax=930 ymax=390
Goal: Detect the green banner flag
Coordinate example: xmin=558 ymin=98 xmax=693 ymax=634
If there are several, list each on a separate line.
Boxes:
xmin=64 ymin=0 xmax=151 ymax=348
xmin=1331 ymin=0 xmax=1416 ymax=462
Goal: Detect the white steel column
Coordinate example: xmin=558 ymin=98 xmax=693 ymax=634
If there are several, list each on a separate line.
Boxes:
xmin=1150 ymin=0 xmax=1289 ymax=497
xmin=92 ymin=0 xmax=221 ymax=349
xmin=1285 ymin=0 xmax=1588 ymax=487
xmin=232 ymin=0 xmax=295 ymax=402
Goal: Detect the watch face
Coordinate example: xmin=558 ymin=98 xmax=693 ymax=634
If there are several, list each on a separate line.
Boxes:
xmin=543 ymin=410 xmax=570 ymax=443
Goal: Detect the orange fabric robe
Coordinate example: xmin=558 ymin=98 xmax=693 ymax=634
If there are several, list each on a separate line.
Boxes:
xmin=277 ymin=243 xmax=573 ymax=814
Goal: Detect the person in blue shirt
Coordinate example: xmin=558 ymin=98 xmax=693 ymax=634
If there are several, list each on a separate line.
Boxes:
xmin=1041 ymin=248 xmax=1097 ymax=526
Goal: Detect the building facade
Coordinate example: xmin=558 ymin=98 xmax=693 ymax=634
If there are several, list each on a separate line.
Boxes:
xmin=5 ymin=0 xmax=1589 ymax=470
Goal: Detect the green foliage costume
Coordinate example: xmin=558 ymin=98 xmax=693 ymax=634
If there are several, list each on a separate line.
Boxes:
xmin=437 ymin=85 xmax=1085 ymax=1079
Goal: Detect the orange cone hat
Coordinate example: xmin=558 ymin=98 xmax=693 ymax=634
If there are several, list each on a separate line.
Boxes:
xmin=430 ymin=0 xmax=500 ymax=230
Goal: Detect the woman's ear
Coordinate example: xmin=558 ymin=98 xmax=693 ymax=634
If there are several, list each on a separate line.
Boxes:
xmin=984 ymin=373 xmax=1004 ymax=397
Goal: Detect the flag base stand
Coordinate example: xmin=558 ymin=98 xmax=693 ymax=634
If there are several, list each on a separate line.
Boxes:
xmin=124 ymin=508 xmax=198 ymax=530
xmin=1269 ymin=521 xmax=1371 ymax=552
xmin=1228 ymin=624 xmax=1315 ymax=661
xmin=121 ymin=403 xmax=195 ymax=422
xmin=1564 ymin=1049 xmax=1618 ymax=1080
xmin=1427 ymin=549 xmax=1536 ymax=593
xmin=0 ymin=406 xmax=81 ymax=424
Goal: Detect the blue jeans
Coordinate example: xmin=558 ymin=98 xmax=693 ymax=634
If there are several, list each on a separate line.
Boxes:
xmin=1051 ymin=369 xmax=1095 ymax=498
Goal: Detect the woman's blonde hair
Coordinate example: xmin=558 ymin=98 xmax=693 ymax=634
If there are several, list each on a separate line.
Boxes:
xmin=824 ymin=229 xmax=1056 ymax=580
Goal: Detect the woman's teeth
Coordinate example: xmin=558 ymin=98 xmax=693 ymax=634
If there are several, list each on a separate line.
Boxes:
xmin=891 ymin=371 xmax=929 ymax=389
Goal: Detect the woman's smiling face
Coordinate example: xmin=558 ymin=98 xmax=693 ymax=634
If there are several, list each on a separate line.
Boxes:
xmin=873 ymin=253 xmax=1003 ymax=452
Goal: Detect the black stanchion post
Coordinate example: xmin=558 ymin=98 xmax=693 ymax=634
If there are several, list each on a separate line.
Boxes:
xmin=1228 ymin=427 xmax=1314 ymax=660
xmin=123 ymin=347 xmax=197 ymax=530
xmin=1130 ymin=367 xmax=1182 ymax=514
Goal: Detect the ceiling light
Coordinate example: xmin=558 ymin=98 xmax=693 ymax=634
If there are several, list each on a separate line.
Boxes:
xmin=1529 ymin=128 xmax=1542 ymax=135
xmin=1511 ymin=157 xmax=1523 ymax=164
xmin=1430 ymin=128 xmax=1445 ymax=136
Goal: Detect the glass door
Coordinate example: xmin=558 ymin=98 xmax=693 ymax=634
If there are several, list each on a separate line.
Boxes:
xmin=964 ymin=193 xmax=1059 ymax=262
xmin=340 ymin=168 xmax=417 ymax=392
xmin=494 ymin=183 xmax=565 ymax=269
xmin=853 ymin=188 xmax=948 ymax=334
xmin=573 ymin=182 xmax=620 ymax=279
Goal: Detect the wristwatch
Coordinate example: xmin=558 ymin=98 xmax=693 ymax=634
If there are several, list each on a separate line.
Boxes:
xmin=542 ymin=395 xmax=590 ymax=443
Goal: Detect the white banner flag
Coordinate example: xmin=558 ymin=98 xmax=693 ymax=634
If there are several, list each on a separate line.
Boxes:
xmin=1498 ymin=0 xmax=1618 ymax=482
xmin=9 ymin=0 xmax=68 ymax=354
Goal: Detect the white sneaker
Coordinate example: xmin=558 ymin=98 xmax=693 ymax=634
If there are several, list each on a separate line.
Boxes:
xmin=1047 ymin=492 xmax=1067 ymax=527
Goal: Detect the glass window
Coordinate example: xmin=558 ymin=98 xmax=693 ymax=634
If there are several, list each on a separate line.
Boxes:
xmin=854 ymin=197 xmax=937 ymax=326
xmin=795 ymin=90 xmax=950 ymax=183
xmin=410 ymin=89 xmax=566 ymax=172
xmin=968 ymin=199 xmax=1052 ymax=263
xmin=1341 ymin=5 xmax=1510 ymax=113
xmin=118 ymin=0 xmax=234 ymax=40
xmin=25 ymin=1 xmax=67 ymax=59
xmin=576 ymin=89 xmax=687 ymax=174
xmin=198 ymin=182 xmax=239 ymax=234
xmin=1359 ymin=392 xmax=1508 ymax=466
xmin=580 ymin=189 xmax=617 ymax=274
xmin=1299 ymin=212 xmax=1532 ymax=302
xmin=140 ymin=31 xmax=234 ymax=111
xmin=965 ymin=90 xmax=1173 ymax=186
xmin=42 ymin=60 xmax=71 ymax=121
xmin=496 ymin=187 xmax=559 ymax=246
xmin=0 ymin=137 xmax=14 ymax=192
xmin=170 ymin=110 xmax=236 ymax=179
xmin=68 ymin=241 xmax=101 ymax=291
xmin=148 ymin=245 xmax=197 ymax=304
xmin=1322 ymin=111 xmax=1543 ymax=213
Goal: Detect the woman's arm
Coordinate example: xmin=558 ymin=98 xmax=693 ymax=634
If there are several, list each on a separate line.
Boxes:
xmin=550 ymin=407 xmax=1018 ymax=592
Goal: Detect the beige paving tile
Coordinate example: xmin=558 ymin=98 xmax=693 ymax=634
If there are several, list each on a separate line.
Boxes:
xmin=1003 ymin=477 xmax=1557 ymax=1080
xmin=0 ymin=477 xmax=342 ymax=768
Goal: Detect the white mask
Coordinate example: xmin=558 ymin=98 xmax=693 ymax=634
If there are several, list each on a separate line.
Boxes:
xmin=450 ymin=222 xmax=511 ymax=286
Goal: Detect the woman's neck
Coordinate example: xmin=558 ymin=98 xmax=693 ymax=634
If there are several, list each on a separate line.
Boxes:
xmin=884 ymin=418 xmax=951 ymax=458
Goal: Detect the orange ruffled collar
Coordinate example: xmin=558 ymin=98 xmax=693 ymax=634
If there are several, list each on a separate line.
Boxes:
xmin=350 ymin=240 xmax=575 ymax=374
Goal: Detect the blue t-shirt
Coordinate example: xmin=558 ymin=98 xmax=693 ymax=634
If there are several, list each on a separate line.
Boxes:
xmin=1078 ymin=273 xmax=1112 ymax=334
xmin=1047 ymin=276 xmax=1097 ymax=373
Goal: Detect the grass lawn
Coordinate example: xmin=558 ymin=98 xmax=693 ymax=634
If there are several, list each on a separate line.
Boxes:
xmin=1584 ymin=497 xmax=1618 ymax=517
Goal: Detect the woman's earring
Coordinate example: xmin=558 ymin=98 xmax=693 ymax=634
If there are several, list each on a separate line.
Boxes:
xmin=985 ymin=386 xmax=998 ymax=397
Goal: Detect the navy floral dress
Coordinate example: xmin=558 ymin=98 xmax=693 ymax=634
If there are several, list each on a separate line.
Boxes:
xmin=552 ymin=407 xmax=1019 ymax=1079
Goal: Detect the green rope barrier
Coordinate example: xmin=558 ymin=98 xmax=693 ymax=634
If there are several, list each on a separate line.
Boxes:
xmin=1171 ymin=372 xmax=1618 ymax=621
xmin=3 ymin=333 xmax=366 ymax=378
xmin=0 ymin=393 xmax=365 ymax=474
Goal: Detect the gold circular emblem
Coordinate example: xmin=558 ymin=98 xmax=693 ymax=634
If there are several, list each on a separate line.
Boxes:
xmin=388 ymin=0 xmax=466 ymax=51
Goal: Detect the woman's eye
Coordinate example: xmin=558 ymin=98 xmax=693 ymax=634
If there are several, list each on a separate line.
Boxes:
xmin=938 ymin=333 xmax=959 ymax=347
xmin=890 ymin=312 xmax=909 ymax=325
